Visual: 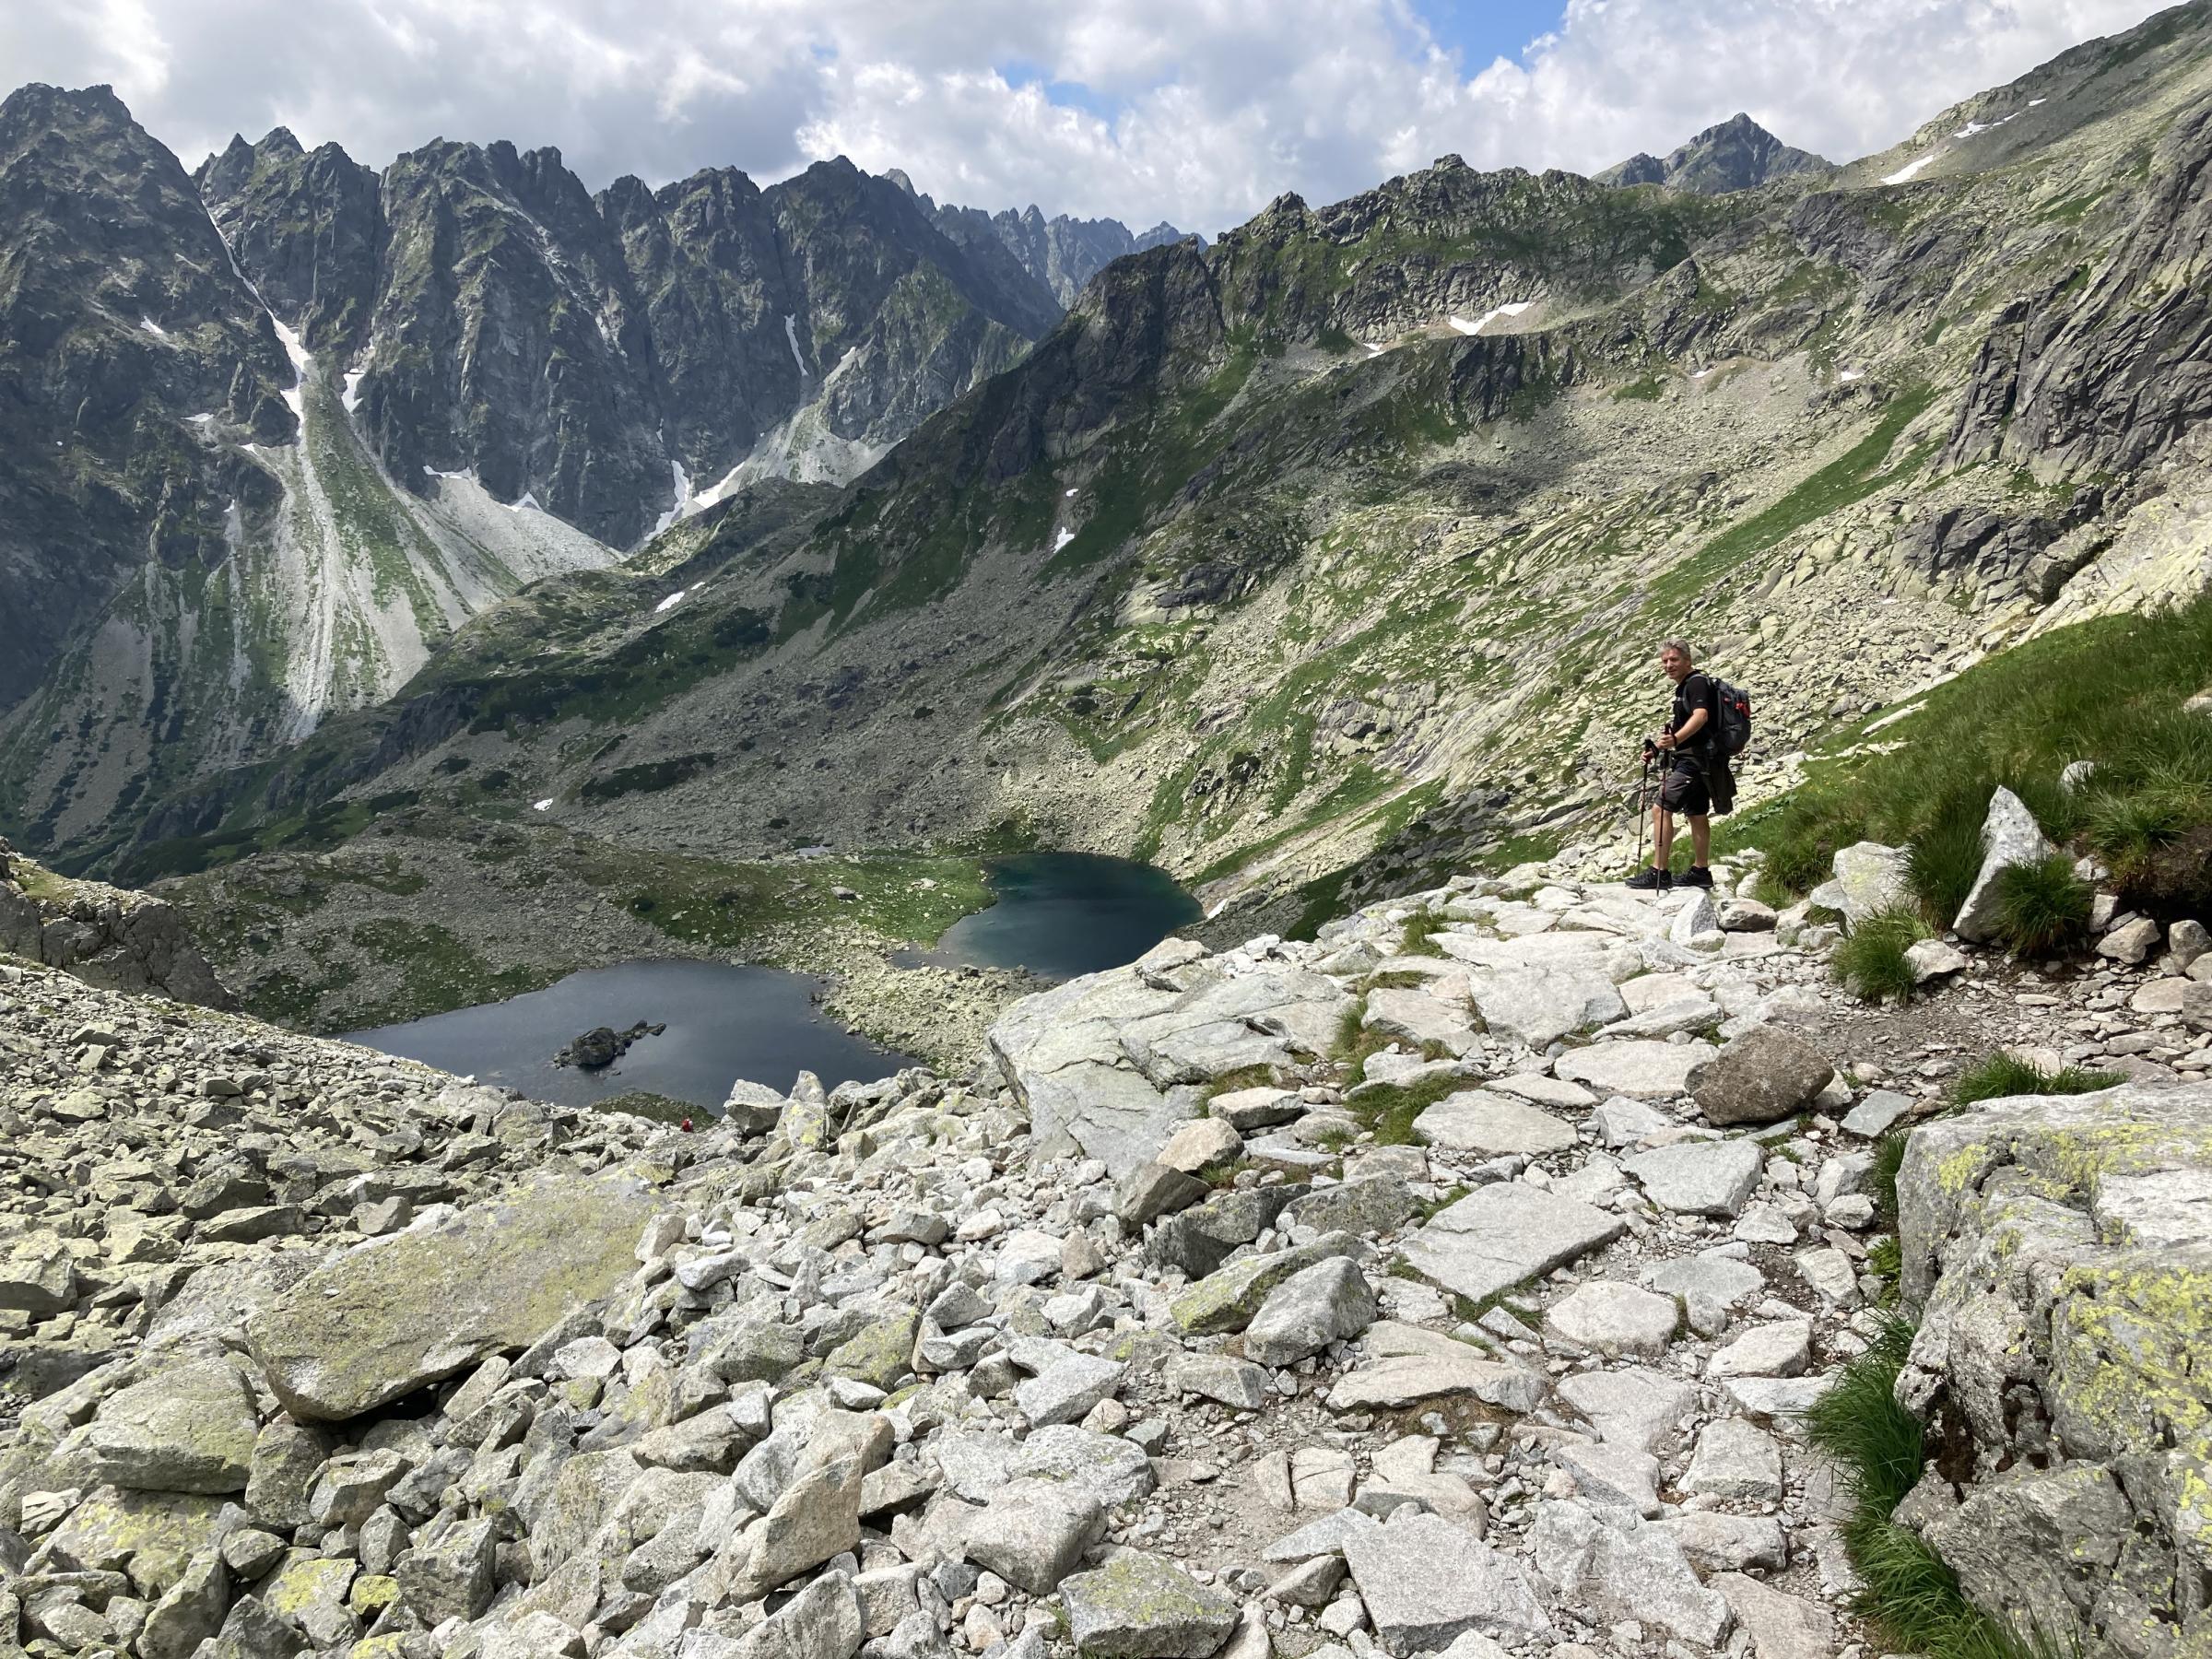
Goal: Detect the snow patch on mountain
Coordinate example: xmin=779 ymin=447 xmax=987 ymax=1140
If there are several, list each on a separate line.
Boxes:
xmin=1449 ymin=301 xmax=1534 ymax=335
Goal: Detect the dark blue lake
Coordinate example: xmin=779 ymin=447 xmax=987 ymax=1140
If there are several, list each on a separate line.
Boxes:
xmin=931 ymin=852 xmax=1202 ymax=979
xmin=346 ymin=959 xmax=912 ymax=1112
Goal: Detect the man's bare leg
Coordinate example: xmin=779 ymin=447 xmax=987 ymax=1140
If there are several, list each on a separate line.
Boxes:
xmin=1653 ymin=805 xmax=1676 ymax=871
xmin=1689 ymin=815 xmax=1711 ymax=869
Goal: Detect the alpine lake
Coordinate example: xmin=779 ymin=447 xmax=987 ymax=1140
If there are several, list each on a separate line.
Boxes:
xmin=345 ymin=852 xmax=1202 ymax=1113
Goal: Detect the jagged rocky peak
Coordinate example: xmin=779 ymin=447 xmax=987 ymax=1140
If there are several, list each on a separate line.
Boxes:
xmin=362 ymin=133 xmax=665 ymax=539
xmin=918 ymin=182 xmax=1199 ymax=308
xmin=0 ymin=80 xmax=293 ymax=708
xmin=1597 ymin=112 xmax=1833 ymax=194
xmin=195 ymin=125 xmax=382 ymax=355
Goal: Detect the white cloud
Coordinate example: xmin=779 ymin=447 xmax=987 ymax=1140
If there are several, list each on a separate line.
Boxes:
xmin=0 ymin=0 xmax=2178 ymax=234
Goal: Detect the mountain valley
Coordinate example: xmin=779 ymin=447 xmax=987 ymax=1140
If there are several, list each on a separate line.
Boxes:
xmin=10 ymin=11 xmax=2212 ymax=1659
xmin=0 ymin=4 xmax=2194 ymax=1044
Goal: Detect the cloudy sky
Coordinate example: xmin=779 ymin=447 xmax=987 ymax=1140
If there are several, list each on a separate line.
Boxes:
xmin=6 ymin=0 xmax=2175 ymax=233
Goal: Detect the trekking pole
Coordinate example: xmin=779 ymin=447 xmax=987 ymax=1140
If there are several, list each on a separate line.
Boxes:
xmin=1633 ymin=747 xmax=1652 ymax=867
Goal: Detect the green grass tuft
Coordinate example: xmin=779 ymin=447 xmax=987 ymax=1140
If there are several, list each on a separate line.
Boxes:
xmin=1397 ymin=910 xmax=1449 ymax=956
xmin=1906 ymin=782 xmax=2001 ymax=922
xmin=1347 ymin=1072 xmax=1466 ymax=1146
xmin=1870 ymin=1129 xmax=1910 ymax=1230
xmin=1833 ymin=907 xmax=1933 ymax=1003
xmin=1950 ymin=1051 xmax=2124 ymax=1108
xmin=1806 ymin=1312 xmax=1924 ymax=1512
xmin=1989 ymin=853 xmax=2092 ymax=958
xmin=1866 ymin=1234 xmax=1903 ymax=1304
xmin=1806 ymin=1313 xmax=2051 ymax=1658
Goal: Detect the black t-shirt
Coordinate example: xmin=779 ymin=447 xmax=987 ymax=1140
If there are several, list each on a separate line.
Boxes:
xmin=1670 ymin=672 xmax=1716 ymax=762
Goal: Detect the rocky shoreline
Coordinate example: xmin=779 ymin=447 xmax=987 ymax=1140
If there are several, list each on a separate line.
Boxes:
xmin=4 ymin=835 xmax=2210 ymax=1659
xmin=136 ymin=825 xmax=1033 ymax=1073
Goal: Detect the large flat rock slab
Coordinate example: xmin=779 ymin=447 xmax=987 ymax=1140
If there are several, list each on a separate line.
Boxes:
xmin=1344 ymin=1509 xmax=1551 ymax=1644
xmin=1326 ymin=1322 xmax=1547 ymax=1415
xmin=1555 ymin=1040 xmax=1716 ymax=1100
xmin=1465 ymin=967 xmax=1628 ymax=1047
xmin=990 ymin=943 xmax=1350 ymax=1176
xmin=1414 ymin=1091 xmax=1579 ymax=1157
xmin=987 ymin=946 xmax=1193 ymax=1176
xmin=1119 ymin=966 xmax=1355 ymax=1087
xmin=1401 ymin=1183 xmax=1626 ymax=1304
xmin=246 ymin=1173 xmax=656 ymax=1422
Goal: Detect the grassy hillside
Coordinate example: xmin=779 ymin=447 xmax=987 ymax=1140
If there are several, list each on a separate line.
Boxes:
xmin=1726 ymin=592 xmax=2212 ymax=919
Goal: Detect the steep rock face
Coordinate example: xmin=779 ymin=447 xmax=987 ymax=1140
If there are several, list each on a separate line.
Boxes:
xmin=1597 ymin=114 xmax=1832 ymax=194
xmin=0 ymin=840 xmax=231 ymax=1006
xmin=718 ymin=159 xmax=1060 ymax=489
xmin=0 ymin=83 xmax=293 ymax=711
xmin=1942 ymin=93 xmax=2212 ymax=482
xmin=198 ymin=142 xmax=1066 ymax=545
xmin=195 ymin=127 xmax=382 ymax=355
xmin=603 ymin=165 xmax=802 ymax=490
xmin=358 ymin=137 xmax=666 ymax=543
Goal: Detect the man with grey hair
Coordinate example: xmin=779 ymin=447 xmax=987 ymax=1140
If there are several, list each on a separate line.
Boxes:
xmin=1627 ymin=638 xmax=1715 ymax=890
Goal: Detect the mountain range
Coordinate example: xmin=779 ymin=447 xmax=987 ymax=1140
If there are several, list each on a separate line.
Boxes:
xmin=0 ymin=86 xmax=1182 ymax=851
xmin=6 ymin=1 xmax=2212 ymax=1033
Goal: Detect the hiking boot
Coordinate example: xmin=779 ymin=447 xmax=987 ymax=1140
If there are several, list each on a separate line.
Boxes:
xmin=1680 ymin=865 xmax=1714 ymax=888
xmin=1624 ymin=866 xmax=1672 ymax=891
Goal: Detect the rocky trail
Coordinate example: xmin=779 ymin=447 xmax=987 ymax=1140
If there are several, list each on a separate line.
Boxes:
xmin=2 ymin=841 xmax=2209 ymax=1659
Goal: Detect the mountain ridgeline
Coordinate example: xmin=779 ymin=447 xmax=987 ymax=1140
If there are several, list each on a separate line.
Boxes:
xmin=12 ymin=3 xmax=2212 ymax=1032
xmin=0 ymin=84 xmax=1182 ymax=854
xmin=911 ymin=179 xmax=1204 ymax=307
xmin=194 ymin=126 xmax=1065 ymax=543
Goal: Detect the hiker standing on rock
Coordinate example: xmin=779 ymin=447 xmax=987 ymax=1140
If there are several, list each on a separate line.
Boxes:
xmin=1628 ymin=638 xmax=1717 ymax=891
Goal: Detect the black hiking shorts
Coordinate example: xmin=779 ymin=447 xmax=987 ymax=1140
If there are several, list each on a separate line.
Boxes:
xmin=1658 ymin=757 xmax=1711 ymax=817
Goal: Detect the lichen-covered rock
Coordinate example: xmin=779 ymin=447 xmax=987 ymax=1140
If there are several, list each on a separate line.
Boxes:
xmin=1896 ymin=1084 xmax=2212 ymax=1654
xmin=86 ymin=1355 xmax=259 ymax=1494
xmin=1058 ymin=1548 xmax=1239 ymax=1658
xmin=245 ymin=1173 xmax=658 ymax=1420
xmin=1824 ymin=841 xmax=1913 ymax=929
xmin=1170 ymin=1233 xmax=1363 ymax=1335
